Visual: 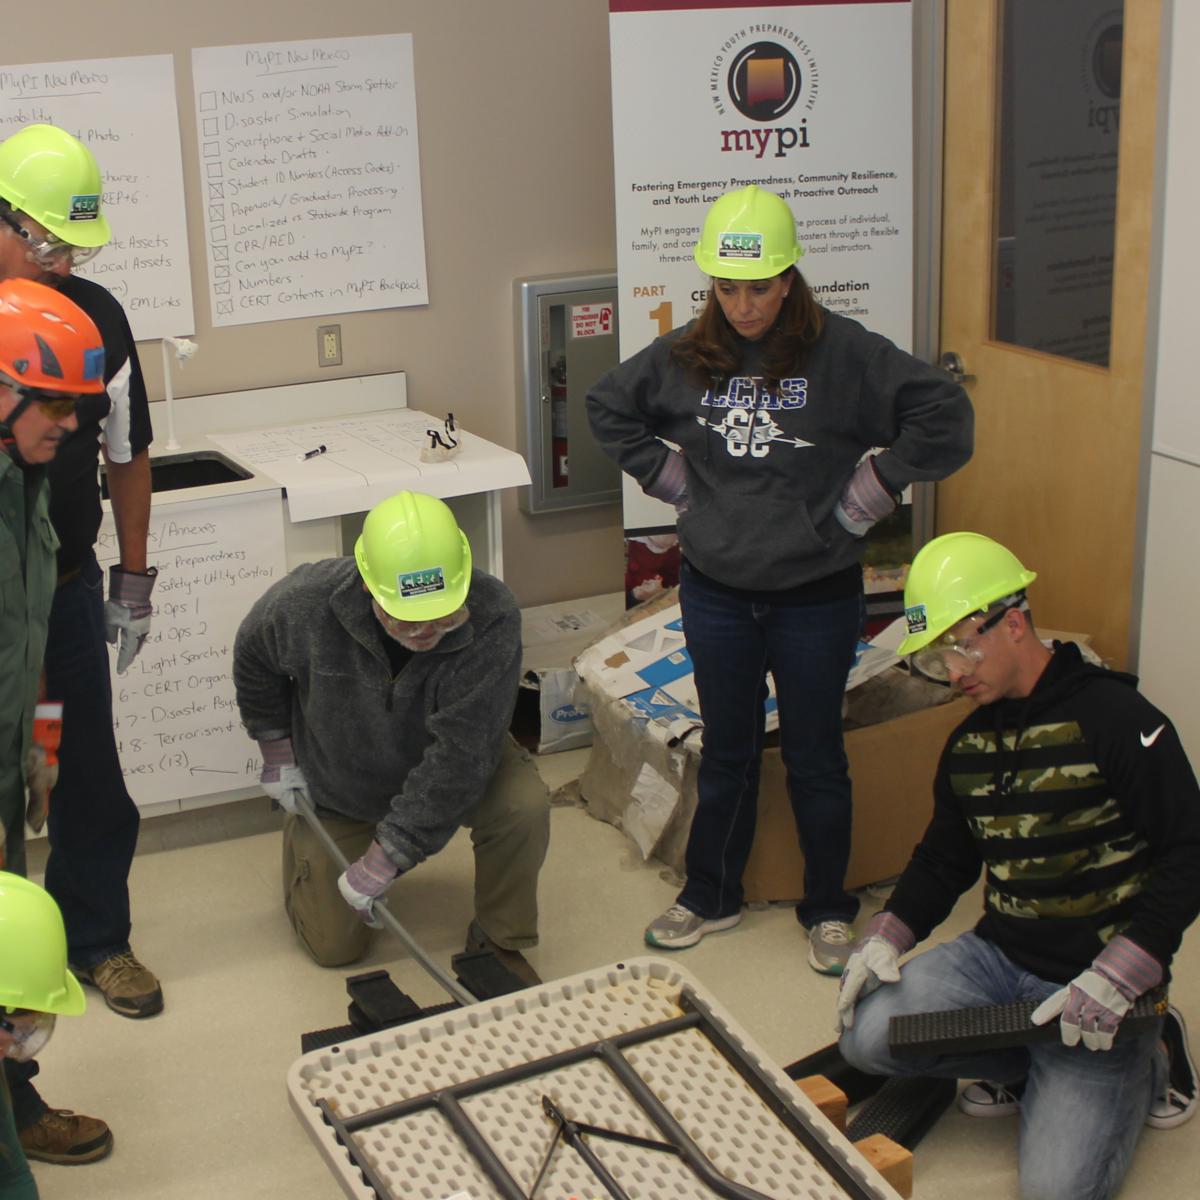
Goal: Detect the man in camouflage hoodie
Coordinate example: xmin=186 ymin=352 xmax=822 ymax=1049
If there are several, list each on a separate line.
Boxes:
xmin=836 ymin=532 xmax=1200 ymax=1200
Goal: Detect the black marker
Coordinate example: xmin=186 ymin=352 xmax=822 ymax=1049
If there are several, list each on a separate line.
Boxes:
xmin=297 ymin=444 xmax=328 ymax=462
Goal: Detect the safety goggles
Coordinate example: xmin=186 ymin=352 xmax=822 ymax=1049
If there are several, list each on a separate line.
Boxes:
xmin=0 ymin=383 xmax=83 ymax=420
xmin=0 ymin=208 xmax=102 ymax=270
xmin=910 ymin=604 xmax=1017 ymax=682
xmin=0 ymin=1009 xmax=56 ymax=1062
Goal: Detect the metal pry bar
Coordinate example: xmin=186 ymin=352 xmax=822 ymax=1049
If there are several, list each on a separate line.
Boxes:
xmin=293 ymin=793 xmax=475 ymax=1006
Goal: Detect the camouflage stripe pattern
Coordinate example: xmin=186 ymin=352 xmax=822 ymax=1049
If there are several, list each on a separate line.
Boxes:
xmin=949 ymin=719 xmax=1147 ymax=926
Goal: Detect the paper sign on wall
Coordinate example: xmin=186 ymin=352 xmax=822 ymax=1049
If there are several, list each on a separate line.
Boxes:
xmin=570 ymin=302 xmax=616 ymax=338
xmin=0 ymin=55 xmax=194 ymax=341
xmin=191 ymin=34 xmax=428 ymax=327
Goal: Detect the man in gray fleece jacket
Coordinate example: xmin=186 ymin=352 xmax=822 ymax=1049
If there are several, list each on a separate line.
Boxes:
xmin=233 ymin=492 xmax=548 ymax=981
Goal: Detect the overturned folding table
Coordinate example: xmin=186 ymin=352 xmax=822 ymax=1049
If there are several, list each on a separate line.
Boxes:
xmin=287 ymin=958 xmax=901 ymax=1200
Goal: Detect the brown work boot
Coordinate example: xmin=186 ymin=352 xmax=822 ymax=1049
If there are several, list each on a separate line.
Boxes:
xmin=74 ymin=949 xmax=164 ymax=1018
xmin=19 ymin=1109 xmax=113 ymax=1164
xmin=464 ymin=920 xmax=542 ymax=988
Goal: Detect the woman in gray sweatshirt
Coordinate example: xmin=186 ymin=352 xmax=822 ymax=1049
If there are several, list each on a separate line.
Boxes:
xmin=586 ymin=184 xmax=974 ymax=974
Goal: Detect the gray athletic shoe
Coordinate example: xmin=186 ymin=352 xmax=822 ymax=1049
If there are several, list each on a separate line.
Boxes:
xmin=806 ymin=919 xmax=855 ymax=975
xmin=644 ymin=904 xmax=741 ymax=950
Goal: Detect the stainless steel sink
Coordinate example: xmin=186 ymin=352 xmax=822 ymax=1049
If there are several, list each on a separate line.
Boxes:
xmin=100 ymin=451 xmax=252 ymax=497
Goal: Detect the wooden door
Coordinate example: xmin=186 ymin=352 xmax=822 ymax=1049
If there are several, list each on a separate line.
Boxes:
xmin=936 ymin=0 xmax=1161 ymax=666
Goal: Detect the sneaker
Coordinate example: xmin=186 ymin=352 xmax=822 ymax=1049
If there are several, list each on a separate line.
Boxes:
xmin=806 ymin=920 xmax=855 ymax=976
xmin=644 ymin=904 xmax=741 ymax=950
xmin=19 ymin=1109 xmax=113 ymax=1165
xmin=74 ymin=949 xmax=164 ymax=1019
xmin=1148 ymin=1004 xmax=1198 ymax=1130
xmin=958 ymin=1078 xmax=1025 ymax=1118
xmin=464 ymin=920 xmax=542 ymax=988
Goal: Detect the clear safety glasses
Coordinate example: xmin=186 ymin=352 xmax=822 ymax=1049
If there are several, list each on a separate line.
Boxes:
xmin=0 ymin=208 xmax=102 ymax=270
xmin=910 ymin=604 xmax=1013 ymax=682
xmin=0 ymin=1009 xmax=57 ymax=1062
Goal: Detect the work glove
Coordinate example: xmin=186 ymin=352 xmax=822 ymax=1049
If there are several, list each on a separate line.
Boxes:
xmin=24 ymin=702 xmax=63 ymax=833
xmin=645 ymin=449 xmax=689 ymax=516
xmin=104 ymin=566 xmax=158 ymax=674
xmin=835 ymin=456 xmax=897 ymax=537
xmin=258 ymin=737 xmax=309 ymax=815
xmin=836 ymin=912 xmax=915 ymax=1033
xmin=337 ymin=840 xmax=399 ymax=928
xmin=1031 ymin=934 xmax=1163 ymax=1052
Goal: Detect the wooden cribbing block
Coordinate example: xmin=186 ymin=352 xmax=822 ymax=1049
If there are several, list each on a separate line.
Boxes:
xmin=853 ymin=1133 xmax=913 ymax=1198
xmin=793 ymin=1073 xmax=848 ymax=1131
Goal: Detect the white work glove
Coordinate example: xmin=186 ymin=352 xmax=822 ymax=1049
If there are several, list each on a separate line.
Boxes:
xmin=834 ymin=456 xmax=897 ymax=537
xmin=836 ymin=912 xmax=916 ymax=1033
xmin=104 ymin=566 xmax=157 ymax=674
xmin=337 ymin=840 xmax=400 ymax=928
xmin=1031 ymin=934 xmax=1163 ymax=1052
xmin=258 ymin=736 xmax=310 ymax=815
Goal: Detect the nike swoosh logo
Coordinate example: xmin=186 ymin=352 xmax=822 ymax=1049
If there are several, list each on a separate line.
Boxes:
xmin=1141 ymin=724 xmax=1166 ymax=748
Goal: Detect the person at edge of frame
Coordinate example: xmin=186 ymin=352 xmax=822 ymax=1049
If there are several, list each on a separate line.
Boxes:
xmin=0 ymin=275 xmax=116 ymax=1169
xmin=837 ymin=531 xmax=1200 ymax=1200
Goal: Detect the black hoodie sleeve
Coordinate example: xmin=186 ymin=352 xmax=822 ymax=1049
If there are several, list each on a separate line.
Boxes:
xmin=883 ymin=730 xmax=985 ymax=942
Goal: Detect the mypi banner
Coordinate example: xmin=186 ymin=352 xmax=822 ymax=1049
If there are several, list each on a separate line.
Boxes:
xmin=609 ymin=0 xmax=914 ymax=532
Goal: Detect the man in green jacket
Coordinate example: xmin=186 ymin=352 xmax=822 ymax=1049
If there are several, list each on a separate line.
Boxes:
xmin=0 ymin=277 xmax=113 ymax=1167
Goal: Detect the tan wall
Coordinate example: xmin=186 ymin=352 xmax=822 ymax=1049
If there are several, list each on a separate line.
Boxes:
xmin=4 ymin=0 xmax=624 ymax=607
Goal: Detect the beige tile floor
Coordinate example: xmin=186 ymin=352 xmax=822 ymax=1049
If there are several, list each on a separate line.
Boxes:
xmin=22 ymin=747 xmax=1200 ymax=1199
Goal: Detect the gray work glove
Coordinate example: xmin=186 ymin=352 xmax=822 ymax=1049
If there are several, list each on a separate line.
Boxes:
xmin=24 ymin=746 xmax=58 ymax=834
xmin=104 ymin=566 xmax=157 ymax=674
xmin=645 ymin=449 xmax=689 ymax=516
xmin=1031 ymin=934 xmax=1163 ymax=1052
xmin=836 ymin=912 xmax=915 ymax=1033
xmin=258 ymin=736 xmax=310 ymax=815
xmin=835 ymin=456 xmax=897 ymax=537
xmin=338 ymin=840 xmax=400 ymax=928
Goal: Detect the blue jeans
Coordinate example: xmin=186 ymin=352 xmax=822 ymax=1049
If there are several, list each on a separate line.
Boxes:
xmin=839 ymin=933 xmax=1162 ymax=1200
xmin=42 ymin=550 xmax=140 ymax=968
xmin=677 ymin=563 xmax=862 ymax=925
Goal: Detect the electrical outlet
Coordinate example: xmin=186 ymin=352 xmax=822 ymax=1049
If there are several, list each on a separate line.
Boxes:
xmin=317 ymin=324 xmax=343 ymax=367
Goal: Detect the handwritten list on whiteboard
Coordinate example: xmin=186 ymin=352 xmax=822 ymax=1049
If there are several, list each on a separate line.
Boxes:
xmin=96 ymin=490 xmax=288 ymax=809
xmin=0 ymin=55 xmax=194 ymax=342
xmin=190 ymin=34 xmax=428 ymax=328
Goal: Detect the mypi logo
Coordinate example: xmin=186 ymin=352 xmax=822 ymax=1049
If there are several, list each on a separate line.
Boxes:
xmin=710 ymin=30 xmax=819 ymax=160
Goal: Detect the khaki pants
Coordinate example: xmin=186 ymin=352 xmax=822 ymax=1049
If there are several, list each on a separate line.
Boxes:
xmin=281 ymin=738 xmax=550 ymax=967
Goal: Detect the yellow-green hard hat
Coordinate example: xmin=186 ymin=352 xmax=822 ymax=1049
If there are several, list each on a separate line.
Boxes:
xmin=0 ymin=872 xmax=86 ymax=1016
xmin=898 ymin=532 xmax=1037 ymax=656
xmin=0 ymin=124 xmax=111 ymax=248
xmin=355 ymin=491 xmax=473 ymax=621
xmin=693 ymin=184 xmax=802 ymax=280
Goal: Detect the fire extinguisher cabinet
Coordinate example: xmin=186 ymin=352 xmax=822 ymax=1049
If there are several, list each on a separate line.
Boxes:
xmin=515 ymin=271 xmax=622 ymax=514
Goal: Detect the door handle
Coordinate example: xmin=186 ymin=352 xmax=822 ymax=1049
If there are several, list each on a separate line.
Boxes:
xmin=939 ymin=351 xmax=976 ymax=384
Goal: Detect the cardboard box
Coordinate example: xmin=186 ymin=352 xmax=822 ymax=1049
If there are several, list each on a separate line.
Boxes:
xmin=574 ymin=590 xmax=974 ymax=900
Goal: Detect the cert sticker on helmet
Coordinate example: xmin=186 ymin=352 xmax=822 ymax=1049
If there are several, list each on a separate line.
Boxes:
xmin=905 ymin=603 xmax=927 ymax=635
xmin=398 ymin=567 xmax=446 ymax=599
xmin=718 ymin=231 xmax=763 ymax=260
xmin=69 ymin=194 xmax=101 ymax=222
